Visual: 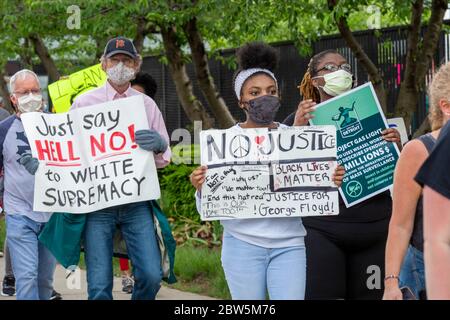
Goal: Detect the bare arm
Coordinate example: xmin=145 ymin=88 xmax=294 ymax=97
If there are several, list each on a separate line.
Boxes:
xmin=383 ymin=140 xmax=427 ymax=299
xmin=423 ymin=186 xmax=450 ymax=299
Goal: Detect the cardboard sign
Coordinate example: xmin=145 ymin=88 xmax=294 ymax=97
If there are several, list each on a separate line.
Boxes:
xmin=21 ymin=95 xmax=160 ymax=213
xmin=309 ymin=83 xmax=400 ymax=207
xmin=48 ymin=64 xmax=107 ymax=113
xmin=199 ymin=125 xmax=339 ymax=220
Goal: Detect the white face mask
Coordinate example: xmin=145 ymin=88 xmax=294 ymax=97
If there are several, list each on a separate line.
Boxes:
xmin=106 ymin=62 xmax=136 ymax=86
xmin=17 ymin=93 xmax=42 ymax=113
xmin=313 ymin=69 xmax=353 ymax=97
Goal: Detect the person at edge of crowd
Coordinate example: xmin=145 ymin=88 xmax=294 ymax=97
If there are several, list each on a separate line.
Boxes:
xmin=0 ymin=69 xmax=57 ymax=300
xmin=190 ymin=42 xmax=346 ymax=300
xmin=283 ymin=49 xmax=401 ymax=300
xmin=415 ymin=106 xmax=450 ymax=299
xmin=0 ymin=96 xmax=61 ymax=300
xmin=383 ymin=62 xmax=450 ymax=300
xmin=116 ymin=71 xmax=159 ymax=294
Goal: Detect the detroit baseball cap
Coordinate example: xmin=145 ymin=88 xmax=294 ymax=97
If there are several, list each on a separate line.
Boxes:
xmin=104 ymin=36 xmax=138 ymax=59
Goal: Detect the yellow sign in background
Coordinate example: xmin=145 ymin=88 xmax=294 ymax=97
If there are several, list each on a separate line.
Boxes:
xmin=48 ymin=64 xmax=107 ymax=113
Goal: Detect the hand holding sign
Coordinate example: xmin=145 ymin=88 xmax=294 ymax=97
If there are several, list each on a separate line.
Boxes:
xmin=135 ymin=129 xmax=168 ymax=153
xmin=190 ymin=165 xmax=208 ymax=191
xmin=19 ymin=153 xmax=39 ymax=175
xmin=293 ymin=99 xmax=316 ymax=126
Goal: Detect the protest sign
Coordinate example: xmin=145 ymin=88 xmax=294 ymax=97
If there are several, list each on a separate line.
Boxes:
xmin=48 ymin=64 xmax=107 ymax=113
xmin=199 ymin=126 xmax=339 ymax=221
xmin=309 ymin=82 xmax=400 ymax=207
xmin=21 ymin=95 xmax=160 ymax=213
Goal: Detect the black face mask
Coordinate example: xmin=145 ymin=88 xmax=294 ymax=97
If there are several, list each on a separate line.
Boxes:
xmin=243 ymin=95 xmax=281 ymax=125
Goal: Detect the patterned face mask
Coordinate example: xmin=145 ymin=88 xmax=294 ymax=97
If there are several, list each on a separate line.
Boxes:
xmin=106 ymin=62 xmax=136 ymax=86
xmin=243 ymin=95 xmax=281 ymax=125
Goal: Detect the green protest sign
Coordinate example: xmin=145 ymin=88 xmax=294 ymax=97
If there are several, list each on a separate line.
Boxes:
xmin=309 ymin=82 xmax=400 ymax=207
xmin=48 ymin=64 xmax=107 ymax=113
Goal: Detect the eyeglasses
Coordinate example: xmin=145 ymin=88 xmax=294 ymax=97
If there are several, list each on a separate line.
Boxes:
xmin=108 ymin=56 xmax=135 ymax=67
xmin=316 ymin=63 xmax=352 ymax=73
xmin=13 ymin=89 xmax=40 ymax=96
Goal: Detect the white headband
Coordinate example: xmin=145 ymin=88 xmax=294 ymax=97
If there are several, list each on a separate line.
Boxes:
xmin=234 ymin=68 xmax=278 ymax=99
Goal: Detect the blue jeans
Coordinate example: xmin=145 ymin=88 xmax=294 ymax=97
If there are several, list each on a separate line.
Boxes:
xmin=399 ymin=245 xmax=425 ymax=299
xmin=84 ymin=202 xmax=162 ymax=300
xmin=221 ymin=232 xmax=306 ymax=300
xmin=6 ymin=214 xmax=56 ymax=300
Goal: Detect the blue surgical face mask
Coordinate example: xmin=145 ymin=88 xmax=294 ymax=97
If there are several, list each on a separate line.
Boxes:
xmin=243 ymin=95 xmax=281 ymax=125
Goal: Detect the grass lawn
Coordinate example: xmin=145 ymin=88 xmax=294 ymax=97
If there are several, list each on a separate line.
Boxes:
xmin=167 ymin=243 xmax=230 ymax=299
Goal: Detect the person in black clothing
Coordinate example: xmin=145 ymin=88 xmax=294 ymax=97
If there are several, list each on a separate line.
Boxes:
xmin=131 ymin=72 xmax=157 ymax=99
xmin=415 ymin=120 xmax=450 ymax=299
xmin=283 ymin=49 xmax=401 ymax=300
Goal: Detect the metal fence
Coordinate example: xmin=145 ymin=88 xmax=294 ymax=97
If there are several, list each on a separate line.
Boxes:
xmin=142 ymin=22 xmax=450 ymax=136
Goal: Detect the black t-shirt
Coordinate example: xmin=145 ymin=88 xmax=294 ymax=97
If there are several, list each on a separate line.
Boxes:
xmin=415 ymin=121 xmax=450 ymax=199
xmin=282 ymin=110 xmax=392 ymax=223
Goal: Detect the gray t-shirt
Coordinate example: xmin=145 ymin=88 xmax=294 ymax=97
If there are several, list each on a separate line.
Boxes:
xmin=0 ymin=115 xmax=52 ymax=222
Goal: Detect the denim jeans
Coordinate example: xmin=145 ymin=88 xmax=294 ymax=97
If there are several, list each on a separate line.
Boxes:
xmin=6 ymin=214 xmax=56 ymax=300
xmin=399 ymin=245 xmax=425 ymax=299
xmin=221 ymin=232 xmax=306 ymax=300
xmin=84 ymin=201 xmax=162 ymax=300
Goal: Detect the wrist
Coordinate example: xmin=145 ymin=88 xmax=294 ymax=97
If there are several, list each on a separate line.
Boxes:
xmin=384 ymin=274 xmax=400 ymax=283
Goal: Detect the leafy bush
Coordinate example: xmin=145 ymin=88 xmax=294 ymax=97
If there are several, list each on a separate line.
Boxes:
xmin=158 ymin=163 xmax=198 ymax=221
xmin=158 ymin=146 xmax=223 ymax=247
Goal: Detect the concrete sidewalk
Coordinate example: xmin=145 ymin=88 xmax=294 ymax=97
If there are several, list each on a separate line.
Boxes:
xmin=0 ymin=257 xmax=216 ymax=300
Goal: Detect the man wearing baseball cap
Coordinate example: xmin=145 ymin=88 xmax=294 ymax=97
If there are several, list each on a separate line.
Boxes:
xmin=69 ymin=36 xmax=171 ymax=300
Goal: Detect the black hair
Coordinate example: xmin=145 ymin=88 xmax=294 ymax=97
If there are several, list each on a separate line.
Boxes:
xmin=233 ymin=42 xmax=279 ymax=93
xmin=299 ymin=49 xmax=341 ymax=102
xmin=131 ymin=72 xmax=157 ymax=99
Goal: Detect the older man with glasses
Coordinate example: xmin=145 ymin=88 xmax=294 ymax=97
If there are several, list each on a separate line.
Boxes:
xmin=0 ymin=69 xmax=56 ymax=300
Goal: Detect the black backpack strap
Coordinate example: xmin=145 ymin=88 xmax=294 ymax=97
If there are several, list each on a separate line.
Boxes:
xmin=417 ymin=133 xmax=436 ymax=154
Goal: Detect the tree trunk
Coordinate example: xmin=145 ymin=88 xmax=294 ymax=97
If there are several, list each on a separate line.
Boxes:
xmin=412 ymin=117 xmax=431 ymax=139
xmin=28 ymin=34 xmax=60 ymax=83
xmin=415 ymin=0 xmax=448 ymax=82
xmin=393 ymin=0 xmax=424 ymax=133
xmin=394 ymin=87 xmax=419 ymax=135
xmin=328 ymin=0 xmax=387 ymax=113
xmin=160 ymin=25 xmax=213 ymax=129
xmin=20 ymin=38 xmax=34 ymax=70
xmin=184 ymin=17 xmax=235 ymax=128
xmin=133 ymin=17 xmax=148 ymax=54
xmin=395 ymin=0 xmax=447 ymax=134
xmin=0 ymin=67 xmax=13 ymax=113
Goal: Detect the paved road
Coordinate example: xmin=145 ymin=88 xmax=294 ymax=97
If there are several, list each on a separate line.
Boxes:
xmin=0 ymin=258 xmax=216 ymax=300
